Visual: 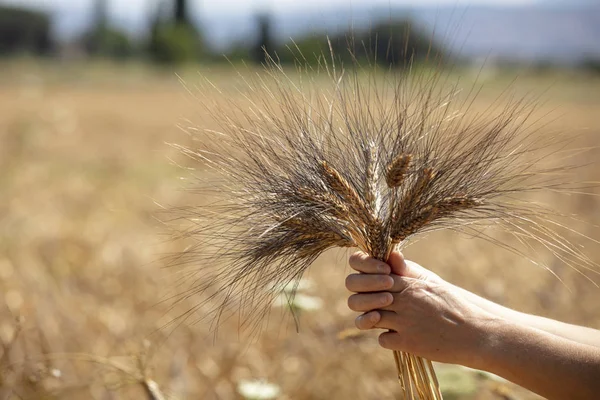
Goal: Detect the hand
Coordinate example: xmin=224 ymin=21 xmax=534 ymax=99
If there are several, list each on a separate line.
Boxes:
xmin=346 ymin=251 xmax=600 ymax=399
xmin=346 ymin=251 xmax=499 ymax=368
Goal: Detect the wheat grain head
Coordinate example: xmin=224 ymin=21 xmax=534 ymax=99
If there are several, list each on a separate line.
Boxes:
xmin=163 ymin=42 xmax=597 ymax=341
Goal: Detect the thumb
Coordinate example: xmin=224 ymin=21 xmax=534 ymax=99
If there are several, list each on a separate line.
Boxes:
xmin=387 ymin=251 xmax=438 ymax=282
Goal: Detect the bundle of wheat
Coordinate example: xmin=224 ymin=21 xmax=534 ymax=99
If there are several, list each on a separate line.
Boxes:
xmin=167 ymin=45 xmax=593 ymax=399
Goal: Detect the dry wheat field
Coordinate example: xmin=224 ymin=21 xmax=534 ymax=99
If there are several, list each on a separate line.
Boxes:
xmin=0 ymin=60 xmax=599 ymax=400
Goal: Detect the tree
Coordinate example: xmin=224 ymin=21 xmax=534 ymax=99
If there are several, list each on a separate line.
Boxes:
xmin=0 ymin=5 xmax=53 ymax=56
xmin=175 ymin=0 xmax=189 ymax=25
xmin=86 ymin=0 xmax=108 ymax=55
xmin=146 ymin=0 xmax=204 ymax=64
xmin=366 ymin=20 xmax=440 ymax=67
xmin=276 ymin=18 xmax=445 ymax=69
xmin=252 ymin=13 xmax=274 ymax=65
xmin=82 ymin=0 xmax=136 ymax=59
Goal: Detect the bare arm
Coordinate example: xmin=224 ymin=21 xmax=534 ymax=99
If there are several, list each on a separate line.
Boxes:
xmin=345 ymin=251 xmax=600 ymax=400
xmin=453 ymin=283 xmax=600 ymax=348
xmin=398 ymin=257 xmax=600 ymax=348
xmin=481 ymin=318 xmax=600 ymax=400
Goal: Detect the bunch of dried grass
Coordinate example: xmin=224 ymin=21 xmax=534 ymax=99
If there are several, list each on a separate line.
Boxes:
xmin=165 ymin=43 xmax=595 ymax=399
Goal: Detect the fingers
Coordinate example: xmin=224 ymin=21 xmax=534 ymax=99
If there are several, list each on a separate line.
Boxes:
xmin=349 ymin=285 xmax=415 ymax=317
xmin=355 ymin=311 xmax=381 ymax=330
xmin=387 ymin=251 xmax=408 ymax=276
xmin=346 ymin=273 xmax=410 ymax=293
xmin=354 ymin=314 xmax=411 ymax=354
xmin=349 ymin=251 xmax=390 ymax=274
xmin=374 ymin=310 xmax=402 ymax=331
xmin=355 ymin=310 xmax=401 ymax=331
xmin=388 ymin=250 xmax=438 ymax=282
xmin=349 ymin=250 xmax=435 ymax=282
xmin=345 ymin=273 xmax=393 ymax=292
xmin=378 ymin=331 xmax=406 ymax=351
xmin=348 ymin=292 xmax=393 ymax=312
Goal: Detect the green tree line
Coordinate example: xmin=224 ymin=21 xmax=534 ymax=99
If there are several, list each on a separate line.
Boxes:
xmin=0 ymin=0 xmax=443 ymax=68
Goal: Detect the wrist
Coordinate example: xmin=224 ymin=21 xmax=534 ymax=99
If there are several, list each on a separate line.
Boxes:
xmin=449 ymin=282 xmax=525 ymax=325
xmin=472 ymin=316 xmax=536 ymax=377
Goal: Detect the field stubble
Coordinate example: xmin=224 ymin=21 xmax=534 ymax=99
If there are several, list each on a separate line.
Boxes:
xmin=0 ymin=62 xmax=599 ymax=399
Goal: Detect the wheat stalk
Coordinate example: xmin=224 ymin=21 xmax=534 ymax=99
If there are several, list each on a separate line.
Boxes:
xmin=165 ymin=42 xmax=596 ymax=399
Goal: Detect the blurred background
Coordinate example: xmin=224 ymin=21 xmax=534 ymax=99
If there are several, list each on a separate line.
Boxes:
xmin=0 ymin=0 xmax=599 ymax=66
xmin=0 ymin=0 xmax=599 ymax=399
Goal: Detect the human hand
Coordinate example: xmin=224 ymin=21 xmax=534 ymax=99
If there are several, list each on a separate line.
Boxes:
xmin=346 ymin=251 xmax=499 ymax=368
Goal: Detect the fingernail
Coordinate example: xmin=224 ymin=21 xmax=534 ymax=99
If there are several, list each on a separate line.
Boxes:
xmin=358 ymin=312 xmax=377 ymax=324
xmin=380 ymin=293 xmax=392 ymax=305
xmin=356 ymin=314 xmax=366 ymax=327
xmin=377 ymin=263 xmax=390 ymax=273
xmin=382 ymin=275 xmax=394 ymax=288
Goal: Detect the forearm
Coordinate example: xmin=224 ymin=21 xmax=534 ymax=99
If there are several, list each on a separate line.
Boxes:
xmin=476 ymin=319 xmax=600 ymax=400
xmin=452 ymin=283 xmax=600 ymax=347
xmin=510 ymin=313 xmax=600 ymax=348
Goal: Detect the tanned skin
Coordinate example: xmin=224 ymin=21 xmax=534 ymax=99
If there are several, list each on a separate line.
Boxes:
xmin=346 ymin=251 xmax=600 ymax=400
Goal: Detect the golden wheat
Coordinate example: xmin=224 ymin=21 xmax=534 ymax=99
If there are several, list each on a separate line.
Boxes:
xmin=386 ymin=153 xmax=413 ymax=188
xmin=168 ymin=43 xmax=595 ymax=399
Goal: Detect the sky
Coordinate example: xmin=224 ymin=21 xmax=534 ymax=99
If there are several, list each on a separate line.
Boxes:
xmin=0 ymin=0 xmax=542 ymax=18
xmin=0 ymin=0 xmax=574 ymax=42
